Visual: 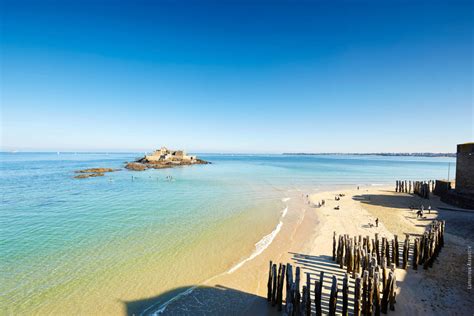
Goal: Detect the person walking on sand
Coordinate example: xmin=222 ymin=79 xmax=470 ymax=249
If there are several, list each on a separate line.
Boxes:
xmin=375 ymin=218 xmax=379 ymax=227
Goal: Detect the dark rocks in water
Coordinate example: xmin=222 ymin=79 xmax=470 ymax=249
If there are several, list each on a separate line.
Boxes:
xmin=125 ymin=162 xmax=148 ymax=171
xmin=75 ymin=168 xmax=120 ymax=173
xmin=74 ymin=173 xmax=105 ymax=179
xmin=74 ymin=167 xmax=119 ymax=179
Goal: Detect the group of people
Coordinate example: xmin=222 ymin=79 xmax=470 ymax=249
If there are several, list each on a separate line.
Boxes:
xmin=315 ymin=199 xmax=325 ymax=208
xmin=131 ymin=175 xmax=175 ymax=182
xmin=416 ymin=204 xmax=432 ymax=218
xmin=368 ymin=218 xmax=379 ymax=228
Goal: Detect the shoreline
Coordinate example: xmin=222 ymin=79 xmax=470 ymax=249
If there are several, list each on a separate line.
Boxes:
xmin=153 ymin=183 xmax=473 ymax=315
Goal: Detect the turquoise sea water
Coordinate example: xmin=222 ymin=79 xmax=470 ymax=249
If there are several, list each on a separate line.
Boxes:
xmin=0 ymin=153 xmax=455 ymax=314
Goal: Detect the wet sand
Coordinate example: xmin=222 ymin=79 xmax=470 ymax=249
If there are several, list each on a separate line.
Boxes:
xmin=159 ymin=185 xmax=473 ymax=315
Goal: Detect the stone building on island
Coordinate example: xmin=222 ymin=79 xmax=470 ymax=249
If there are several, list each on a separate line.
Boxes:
xmin=145 ymin=147 xmax=197 ymax=163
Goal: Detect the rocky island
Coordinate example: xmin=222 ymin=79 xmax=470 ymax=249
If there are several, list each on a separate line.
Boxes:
xmin=125 ymin=147 xmax=209 ymax=171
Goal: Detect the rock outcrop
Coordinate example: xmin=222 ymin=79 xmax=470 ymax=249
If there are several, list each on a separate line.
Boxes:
xmin=124 ymin=162 xmax=148 ymax=171
xmin=74 ymin=167 xmax=119 ymax=179
xmin=74 ymin=173 xmax=105 ymax=179
xmin=125 ymin=147 xmax=209 ymax=171
xmin=75 ymin=168 xmax=119 ymax=173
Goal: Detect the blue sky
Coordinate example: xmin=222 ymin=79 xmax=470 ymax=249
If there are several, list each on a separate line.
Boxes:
xmin=1 ymin=0 xmax=472 ymax=153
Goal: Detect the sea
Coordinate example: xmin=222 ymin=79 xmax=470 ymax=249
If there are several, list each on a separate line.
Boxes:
xmin=0 ymin=152 xmax=455 ymax=315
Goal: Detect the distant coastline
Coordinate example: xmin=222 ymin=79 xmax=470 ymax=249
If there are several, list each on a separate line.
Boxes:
xmin=282 ymin=152 xmax=456 ymax=158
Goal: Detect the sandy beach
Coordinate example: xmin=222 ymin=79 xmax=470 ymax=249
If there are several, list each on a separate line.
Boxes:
xmin=158 ymin=185 xmax=473 ymax=315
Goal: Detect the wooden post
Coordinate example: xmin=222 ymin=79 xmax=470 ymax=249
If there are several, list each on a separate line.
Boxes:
xmin=389 ymin=270 xmax=397 ymax=311
xmin=367 ymin=272 xmax=374 ymax=316
xmin=375 ymin=233 xmax=380 ymax=263
xmin=333 ymin=231 xmax=337 ymax=261
xmin=328 ymin=275 xmax=338 ymax=316
xmin=413 ymin=239 xmax=419 ymax=269
xmin=423 ymin=234 xmax=430 ymax=269
xmin=394 ymin=235 xmax=399 ymax=267
xmin=339 ymin=235 xmax=345 ymax=269
xmin=305 ymin=273 xmax=311 ymax=316
xmin=286 ymin=263 xmax=293 ymax=312
xmin=301 ymin=286 xmax=307 ymax=316
xmin=348 ymin=242 xmax=353 ymax=275
xmin=337 ymin=235 xmax=341 ymax=264
xmin=314 ymin=271 xmax=323 ymax=316
xmin=382 ymin=258 xmax=387 ymax=290
xmin=295 ymin=266 xmax=301 ymax=294
xmin=271 ymin=263 xmax=277 ymax=305
xmin=342 ymin=273 xmax=349 ymax=316
xmin=294 ymin=282 xmax=301 ymax=316
xmin=403 ymin=237 xmax=409 ymax=269
xmin=354 ymin=245 xmax=360 ymax=274
xmin=277 ymin=264 xmax=286 ymax=311
xmin=374 ymin=271 xmax=381 ymax=316
xmin=386 ymin=238 xmax=391 ymax=267
xmin=381 ymin=237 xmax=386 ymax=264
xmin=362 ymin=270 xmax=368 ymax=315
xmin=294 ymin=266 xmax=301 ymax=313
xmin=391 ymin=239 xmax=396 ymax=268
xmin=381 ymin=270 xmax=393 ymax=314
xmin=267 ymin=260 xmax=272 ymax=301
xmin=419 ymin=234 xmax=425 ymax=265
xmin=354 ymin=274 xmax=362 ymax=316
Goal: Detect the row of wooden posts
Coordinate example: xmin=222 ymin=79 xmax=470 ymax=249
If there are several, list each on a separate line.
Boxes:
xmin=266 ymin=260 xmax=397 ymax=315
xmin=266 ymin=220 xmax=445 ymax=315
xmin=395 ymin=180 xmax=434 ymax=198
xmin=333 ymin=220 xmax=445 ymax=274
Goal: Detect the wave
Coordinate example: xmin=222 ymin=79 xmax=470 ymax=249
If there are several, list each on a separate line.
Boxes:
xmin=226 ymin=204 xmax=288 ymax=274
xmin=227 ymin=220 xmax=283 ymax=274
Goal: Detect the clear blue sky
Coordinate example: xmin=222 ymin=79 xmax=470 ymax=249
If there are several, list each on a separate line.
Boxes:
xmin=1 ymin=0 xmax=472 ymax=153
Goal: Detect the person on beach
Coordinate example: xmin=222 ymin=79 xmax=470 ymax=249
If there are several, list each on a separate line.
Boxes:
xmin=375 ymin=218 xmax=379 ymax=227
xmin=428 ymin=205 xmax=431 ymax=214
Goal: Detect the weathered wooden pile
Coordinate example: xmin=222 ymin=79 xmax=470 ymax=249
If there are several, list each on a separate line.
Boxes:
xmin=266 ymin=220 xmax=445 ymax=315
xmin=395 ymin=180 xmax=434 ymax=198
xmin=267 ymin=261 xmax=314 ymax=315
xmin=412 ymin=220 xmax=445 ymax=270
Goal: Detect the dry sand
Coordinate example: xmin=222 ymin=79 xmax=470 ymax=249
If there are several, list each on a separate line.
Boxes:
xmin=160 ymin=185 xmax=473 ymax=315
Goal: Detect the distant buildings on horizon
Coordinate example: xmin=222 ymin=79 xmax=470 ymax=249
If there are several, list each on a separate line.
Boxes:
xmin=283 ymin=152 xmax=456 ymax=158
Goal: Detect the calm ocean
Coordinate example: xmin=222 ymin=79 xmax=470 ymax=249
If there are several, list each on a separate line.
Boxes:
xmin=0 ymin=152 xmax=455 ymax=314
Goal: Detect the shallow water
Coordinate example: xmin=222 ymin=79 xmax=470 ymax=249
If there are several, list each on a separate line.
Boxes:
xmin=0 ymin=152 xmax=455 ymax=314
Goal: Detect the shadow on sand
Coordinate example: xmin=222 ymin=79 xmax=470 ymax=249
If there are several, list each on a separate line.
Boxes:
xmin=352 ymin=193 xmax=426 ymax=210
xmin=123 ymin=284 xmax=274 ymax=316
xmin=289 ymin=252 xmax=360 ymax=315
